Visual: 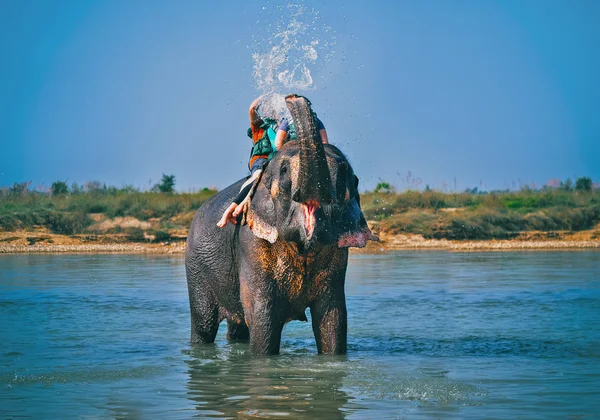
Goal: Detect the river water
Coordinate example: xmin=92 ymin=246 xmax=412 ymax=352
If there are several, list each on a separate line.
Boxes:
xmin=1 ymin=252 xmax=599 ymax=419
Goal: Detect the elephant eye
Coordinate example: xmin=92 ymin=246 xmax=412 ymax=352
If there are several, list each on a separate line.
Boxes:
xmin=336 ymin=162 xmax=348 ymax=202
xmin=279 ymin=162 xmax=292 ymax=192
xmin=342 ymin=173 xmax=358 ymax=202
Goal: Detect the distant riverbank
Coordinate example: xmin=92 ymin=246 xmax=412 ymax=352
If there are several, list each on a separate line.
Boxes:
xmin=1 ymin=230 xmax=598 ymax=254
xmin=2 ymin=182 xmax=599 ymax=253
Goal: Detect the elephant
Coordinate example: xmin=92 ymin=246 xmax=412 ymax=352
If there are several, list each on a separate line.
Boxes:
xmin=185 ymin=96 xmax=378 ymax=355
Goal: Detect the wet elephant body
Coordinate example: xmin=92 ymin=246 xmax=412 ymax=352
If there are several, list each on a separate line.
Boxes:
xmin=186 ymin=96 xmax=376 ymax=355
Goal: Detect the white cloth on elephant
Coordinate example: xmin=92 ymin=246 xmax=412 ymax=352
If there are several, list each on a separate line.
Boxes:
xmin=239 ymin=169 xmax=262 ymax=193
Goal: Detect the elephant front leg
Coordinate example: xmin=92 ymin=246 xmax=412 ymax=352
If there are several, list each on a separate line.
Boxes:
xmin=187 ymin=277 xmax=220 ymax=344
xmin=248 ymin=311 xmax=284 ymax=355
xmin=310 ymin=294 xmax=347 ymax=355
xmin=188 ymin=295 xmax=220 ymax=344
xmin=240 ymin=282 xmax=284 ymax=355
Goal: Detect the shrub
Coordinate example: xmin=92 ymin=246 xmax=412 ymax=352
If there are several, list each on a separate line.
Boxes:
xmin=126 ymin=227 xmax=146 ymax=242
xmin=153 ymin=230 xmax=171 ymax=242
xmin=85 ymin=181 xmax=106 ymax=194
xmin=575 ymin=177 xmax=593 ymax=193
xmin=51 ymin=181 xmax=69 ymax=196
xmin=562 ymin=179 xmax=573 ymax=191
xmin=154 ymin=174 xmax=176 ymax=193
xmin=165 ymin=201 xmax=184 ymax=217
xmin=374 ymin=182 xmax=393 ymax=193
xmin=87 ymin=203 xmax=109 ymax=213
xmin=43 ymin=211 xmax=89 ymax=235
xmin=9 ymin=182 xmax=30 ymax=196
xmin=377 ymin=210 xmax=441 ymax=236
xmin=71 ymin=182 xmax=83 ymax=194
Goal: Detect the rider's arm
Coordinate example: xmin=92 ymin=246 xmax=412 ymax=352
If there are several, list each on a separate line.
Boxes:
xmin=274 ymin=116 xmax=328 ymax=149
xmin=275 ymin=117 xmax=290 ymax=151
xmin=275 ymin=129 xmax=287 ymax=151
xmin=249 ymin=96 xmax=263 ymax=127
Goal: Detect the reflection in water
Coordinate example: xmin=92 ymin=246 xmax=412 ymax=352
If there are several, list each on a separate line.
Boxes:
xmin=185 ymin=344 xmax=349 ymax=419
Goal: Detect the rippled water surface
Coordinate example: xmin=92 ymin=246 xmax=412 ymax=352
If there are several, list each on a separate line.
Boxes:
xmin=1 ymin=252 xmax=599 ymax=419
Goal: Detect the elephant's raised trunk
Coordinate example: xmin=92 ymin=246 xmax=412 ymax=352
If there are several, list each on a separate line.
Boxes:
xmin=286 ymin=95 xmax=334 ymax=205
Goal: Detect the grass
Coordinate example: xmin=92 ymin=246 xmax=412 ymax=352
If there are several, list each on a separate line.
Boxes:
xmin=362 ymin=189 xmax=600 ymax=240
xmin=0 ymin=188 xmax=217 ymax=236
xmin=1 ymin=184 xmax=599 ymax=241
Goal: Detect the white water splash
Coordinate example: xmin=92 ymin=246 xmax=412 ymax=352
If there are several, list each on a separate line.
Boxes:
xmin=252 ymin=2 xmax=336 ymax=94
xmin=255 ymin=92 xmax=290 ymax=122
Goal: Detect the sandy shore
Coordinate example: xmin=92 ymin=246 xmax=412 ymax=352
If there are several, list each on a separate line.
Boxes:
xmin=1 ymin=230 xmax=598 ymax=254
xmin=0 ymin=243 xmax=186 ymax=254
xmin=356 ymin=233 xmax=600 ymax=253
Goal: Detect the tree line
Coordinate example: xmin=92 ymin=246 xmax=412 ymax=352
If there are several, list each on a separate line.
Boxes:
xmin=2 ymin=174 xmax=178 ymax=197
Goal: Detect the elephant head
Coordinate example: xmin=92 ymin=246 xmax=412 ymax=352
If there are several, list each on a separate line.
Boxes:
xmin=247 ymin=96 xmax=378 ymax=254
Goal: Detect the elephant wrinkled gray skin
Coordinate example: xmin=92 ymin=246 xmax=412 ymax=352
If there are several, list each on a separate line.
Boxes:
xmin=185 ymin=96 xmax=378 ymax=355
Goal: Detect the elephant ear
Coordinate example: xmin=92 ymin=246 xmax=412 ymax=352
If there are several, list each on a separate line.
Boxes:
xmin=337 ymin=198 xmax=379 ymax=248
xmin=247 ymin=181 xmax=278 ymax=244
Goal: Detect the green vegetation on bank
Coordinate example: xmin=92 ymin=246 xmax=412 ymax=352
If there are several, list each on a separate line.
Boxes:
xmin=362 ymin=178 xmax=600 ymax=240
xmin=1 ymin=176 xmax=599 ymax=241
xmin=1 ymin=177 xmax=216 ymax=240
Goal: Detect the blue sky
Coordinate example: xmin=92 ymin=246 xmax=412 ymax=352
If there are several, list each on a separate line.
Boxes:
xmin=1 ymin=0 xmax=599 ymax=192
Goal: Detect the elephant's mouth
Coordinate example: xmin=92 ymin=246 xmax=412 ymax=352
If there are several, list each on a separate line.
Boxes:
xmin=302 ymin=200 xmax=319 ymax=239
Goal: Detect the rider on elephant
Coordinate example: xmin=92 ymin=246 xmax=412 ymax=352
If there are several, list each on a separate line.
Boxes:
xmin=217 ymin=94 xmax=329 ymax=228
